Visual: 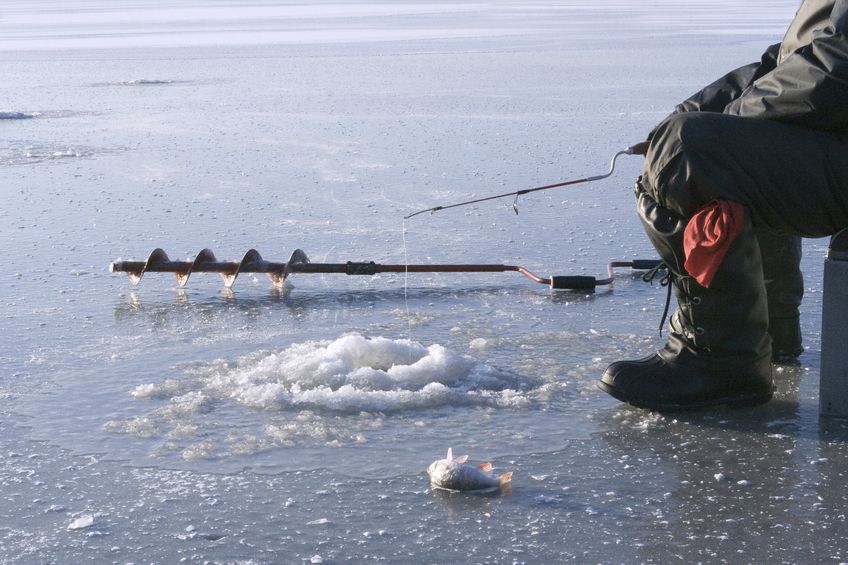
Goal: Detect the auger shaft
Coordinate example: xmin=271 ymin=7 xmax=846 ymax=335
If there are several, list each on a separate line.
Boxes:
xmin=110 ymin=259 xmax=535 ymax=278
xmin=110 ymin=260 xmax=522 ymax=276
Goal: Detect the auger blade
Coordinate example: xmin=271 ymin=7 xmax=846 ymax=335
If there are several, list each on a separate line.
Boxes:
xmin=223 ymin=248 xmax=266 ymax=288
xmin=124 ymin=248 xmax=171 ymax=286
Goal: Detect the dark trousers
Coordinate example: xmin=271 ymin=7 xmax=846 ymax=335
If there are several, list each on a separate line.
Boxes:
xmin=643 ymin=112 xmax=848 ymax=235
xmin=641 ymin=112 xmax=848 ymax=330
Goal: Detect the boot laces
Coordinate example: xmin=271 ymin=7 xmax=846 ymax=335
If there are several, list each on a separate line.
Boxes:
xmin=642 ymin=262 xmax=672 ymax=335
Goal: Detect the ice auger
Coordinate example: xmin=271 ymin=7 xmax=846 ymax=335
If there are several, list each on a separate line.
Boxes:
xmin=110 ymin=248 xmax=661 ymax=291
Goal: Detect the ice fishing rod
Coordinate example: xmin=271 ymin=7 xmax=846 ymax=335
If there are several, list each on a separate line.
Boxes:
xmin=404 ymin=144 xmax=644 ymax=219
xmin=109 ymin=248 xmax=662 ymax=291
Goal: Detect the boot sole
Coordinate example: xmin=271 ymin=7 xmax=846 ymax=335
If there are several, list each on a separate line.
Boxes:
xmin=597 ymin=380 xmax=773 ymax=412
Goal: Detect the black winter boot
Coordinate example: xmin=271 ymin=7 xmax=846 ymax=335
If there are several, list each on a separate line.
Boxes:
xmin=598 ymin=184 xmax=774 ymax=411
xmin=757 ymin=229 xmax=804 ymax=362
xmin=769 ymin=316 xmax=803 ymax=363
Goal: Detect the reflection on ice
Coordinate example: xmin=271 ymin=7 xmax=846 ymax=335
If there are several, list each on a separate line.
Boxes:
xmin=119 ymin=79 xmax=182 ymax=86
xmin=0 ymin=140 xmax=106 ymax=166
xmin=90 ymin=79 xmax=192 ymax=87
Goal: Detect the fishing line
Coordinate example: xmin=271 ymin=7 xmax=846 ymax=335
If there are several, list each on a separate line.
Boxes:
xmin=401 ymin=217 xmax=411 ymax=325
xmin=401 ymin=217 xmax=417 ymax=366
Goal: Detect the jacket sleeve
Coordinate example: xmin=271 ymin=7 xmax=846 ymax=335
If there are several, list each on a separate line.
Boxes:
xmin=724 ymin=1 xmax=848 ymax=130
xmin=674 ymin=44 xmax=780 ymax=114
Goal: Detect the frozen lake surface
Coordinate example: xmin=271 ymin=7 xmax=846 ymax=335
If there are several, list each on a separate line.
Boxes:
xmin=4 ymin=0 xmax=848 ymax=562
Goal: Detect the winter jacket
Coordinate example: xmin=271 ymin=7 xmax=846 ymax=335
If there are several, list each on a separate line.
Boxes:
xmin=674 ymin=0 xmax=848 ymax=132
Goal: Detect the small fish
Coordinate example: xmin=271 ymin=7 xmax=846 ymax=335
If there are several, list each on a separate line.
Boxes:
xmin=427 ymin=448 xmax=513 ymax=493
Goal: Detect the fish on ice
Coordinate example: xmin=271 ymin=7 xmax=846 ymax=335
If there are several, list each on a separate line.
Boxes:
xmin=427 ymin=448 xmax=513 ymax=493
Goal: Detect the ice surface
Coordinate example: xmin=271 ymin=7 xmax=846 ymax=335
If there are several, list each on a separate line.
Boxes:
xmin=5 ymin=0 xmax=848 ymax=563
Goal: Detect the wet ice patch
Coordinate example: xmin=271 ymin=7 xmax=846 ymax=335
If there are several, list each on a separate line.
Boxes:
xmin=0 ymin=140 xmax=105 ymax=166
xmin=0 ymin=111 xmax=36 ymax=120
xmin=91 ymin=79 xmax=191 ymax=87
xmin=121 ymin=79 xmax=180 ymax=85
xmin=0 ymin=110 xmax=92 ymax=121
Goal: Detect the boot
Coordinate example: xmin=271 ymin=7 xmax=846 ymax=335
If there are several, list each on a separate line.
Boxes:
xmin=757 ymin=229 xmax=804 ymax=362
xmin=769 ymin=316 xmax=803 ymax=363
xmin=598 ymin=184 xmax=774 ymax=411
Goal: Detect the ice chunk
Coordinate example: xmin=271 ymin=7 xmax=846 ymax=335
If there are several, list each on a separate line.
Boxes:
xmin=306 ymin=518 xmax=329 ymax=526
xmin=68 ymin=514 xmax=96 ymax=530
xmin=469 ymin=338 xmax=489 ymax=350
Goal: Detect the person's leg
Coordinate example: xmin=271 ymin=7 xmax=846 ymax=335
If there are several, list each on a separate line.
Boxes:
xmin=599 ymin=183 xmax=773 ymax=410
xmin=757 ymin=229 xmax=804 ymax=362
xmin=599 ymin=112 xmax=848 ymax=410
xmin=640 ymin=112 xmax=848 ymax=234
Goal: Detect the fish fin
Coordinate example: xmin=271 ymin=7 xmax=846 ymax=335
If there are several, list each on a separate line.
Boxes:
xmin=446 ymin=447 xmax=453 ymax=461
xmin=478 ymin=462 xmax=493 ymax=472
xmin=499 ymin=471 xmax=513 ymax=486
xmin=454 ymin=455 xmax=469 ymax=464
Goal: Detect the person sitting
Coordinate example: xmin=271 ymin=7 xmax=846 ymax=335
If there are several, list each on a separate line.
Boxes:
xmin=598 ymin=0 xmax=848 ymax=410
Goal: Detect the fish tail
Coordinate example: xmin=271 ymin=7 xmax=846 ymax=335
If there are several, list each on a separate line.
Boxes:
xmin=499 ymin=471 xmax=513 ymax=487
